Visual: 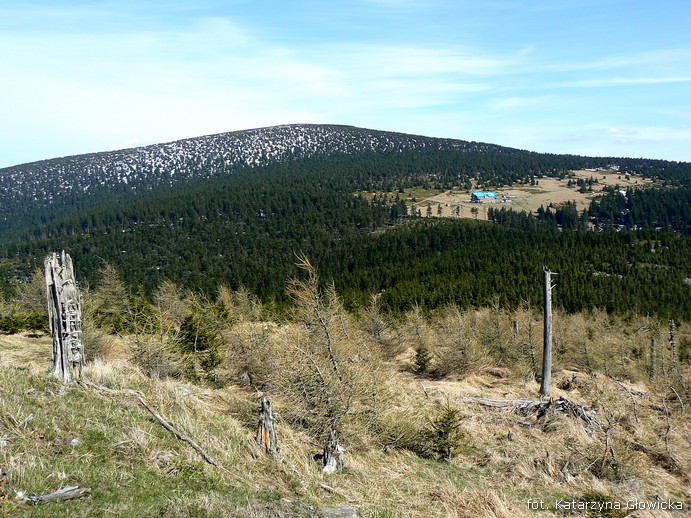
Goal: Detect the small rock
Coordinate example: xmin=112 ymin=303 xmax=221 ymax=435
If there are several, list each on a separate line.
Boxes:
xmin=319 ymin=506 xmax=358 ymax=518
xmin=177 ymin=386 xmax=192 ymax=397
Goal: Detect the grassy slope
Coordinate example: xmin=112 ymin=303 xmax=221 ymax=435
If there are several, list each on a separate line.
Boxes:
xmin=1 ymin=318 xmax=689 ymax=517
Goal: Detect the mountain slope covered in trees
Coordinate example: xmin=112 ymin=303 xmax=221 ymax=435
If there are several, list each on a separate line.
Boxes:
xmin=0 ymin=124 xmax=522 ymax=240
xmin=3 ymin=124 xmax=689 ymax=242
xmin=1 ymin=124 xmax=689 ymax=319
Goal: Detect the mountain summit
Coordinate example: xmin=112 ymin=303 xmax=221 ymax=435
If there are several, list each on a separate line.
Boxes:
xmin=0 ymin=124 xmax=506 ymax=238
xmin=0 ymin=124 xmax=489 ymax=206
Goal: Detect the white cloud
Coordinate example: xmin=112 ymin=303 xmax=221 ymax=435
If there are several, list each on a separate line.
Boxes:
xmin=339 ymin=44 xmax=525 ymax=77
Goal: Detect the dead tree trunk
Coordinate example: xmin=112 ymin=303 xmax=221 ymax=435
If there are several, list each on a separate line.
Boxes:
xmin=668 ymin=320 xmax=678 ymax=371
xmin=540 ymin=268 xmax=555 ymax=397
xmin=513 ymin=320 xmax=519 ymax=340
xmin=650 ymin=337 xmax=657 ymax=380
xmin=527 ymin=316 xmax=538 ymax=376
xmin=322 ymin=428 xmax=346 ymax=474
xmin=256 ymin=395 xmax=278 ymax=455
xmin=45 ymin=251 xmax=84 ymax=383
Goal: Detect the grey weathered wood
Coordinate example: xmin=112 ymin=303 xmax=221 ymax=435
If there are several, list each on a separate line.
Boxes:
xmin=459 ymin=397 xmax=535 ymax=408
xmin=45 ymin=251 xmax=84 ymax=383
xmin=650 ymin=337 xmax=657 ymax=379
xmin=322 ymin=428 xmax=346 ymax=474
xmin=517 ymin=397 xmax=600 ymax=428
xmin=527 ymin=316 xmax=537 ymax=375
xmin=78 ymin=379 xmax=228 ymax=471
xmin=256 ymin=395 xmax=278 ymax=455
xmin=21 ymin=485 xmax=91 ymax=505
xmin=540 ymin=268 xmax=555 ymax=397
xmin=668 ymin=320 xmax=678 ymax=370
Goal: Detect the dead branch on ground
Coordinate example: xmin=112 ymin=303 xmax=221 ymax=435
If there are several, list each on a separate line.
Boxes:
xmin=79 ymin=380 xmax=227 ymax=471
xmin=19 ymin=485 xmax=91 ymax=505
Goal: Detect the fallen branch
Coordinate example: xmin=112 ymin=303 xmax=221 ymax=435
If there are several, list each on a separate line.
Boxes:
xmin=136 ymin=396 xmax=227 ymax=471
xmin=609 ymin=378 xmax=642 ymax=424
xmin=78 ymin=379 xmax=143 ymax=398
xmin=420 ymin=383 xmax=430 ymax=399
xmin=668 ymin=386 xmax=685 ymax=412
xmin=20 ymin=485 xmax=91 ymax=505
xmin=459 ymin=397 xmax=534 ymax=408
xmin=79 ymin=380 xmax=227 ymax=472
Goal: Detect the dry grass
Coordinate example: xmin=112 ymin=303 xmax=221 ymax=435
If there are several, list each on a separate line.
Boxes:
xmin=1 ymin=305 xmax=689 ymax=516
xmin=0 ymin=331 xmax=52 ymax=370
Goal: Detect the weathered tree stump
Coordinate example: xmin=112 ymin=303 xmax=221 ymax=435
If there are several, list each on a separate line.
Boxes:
xmin=322 ymin=428 xmax=346 ymax=474
xmin=45 ymin=251 xmax=84 ymax=384
xmin=256 ymin=395 xmax=278 ymax=455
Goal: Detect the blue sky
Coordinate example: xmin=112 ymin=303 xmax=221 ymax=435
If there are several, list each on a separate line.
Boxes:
xmin=1 ymin=0 xmax=690 ymax=168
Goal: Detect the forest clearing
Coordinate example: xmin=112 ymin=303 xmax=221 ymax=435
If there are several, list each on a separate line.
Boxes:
xmin=409 ymin=169 xmax=653 ymax=221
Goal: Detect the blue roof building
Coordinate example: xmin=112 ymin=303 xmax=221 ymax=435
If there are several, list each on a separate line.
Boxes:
xmin=471 ymin=191 xmax=498 ymax=202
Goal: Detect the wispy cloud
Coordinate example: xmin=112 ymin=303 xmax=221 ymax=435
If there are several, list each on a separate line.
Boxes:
xmin=343 ymin=45 xmax=523 ymax=76
xmin=557 ymin=77 xmax=691 ymax=88
xmin=490 ymin=95 xmax=555 ymax=110
xmin=548 ymin=48 xmax=691 ymax=73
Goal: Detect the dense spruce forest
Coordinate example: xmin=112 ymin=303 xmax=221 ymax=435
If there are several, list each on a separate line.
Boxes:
xmin=1 ymin=125 xmax=689 ymax=320
xmin=487 ymin=186 xmax=691 ymax=234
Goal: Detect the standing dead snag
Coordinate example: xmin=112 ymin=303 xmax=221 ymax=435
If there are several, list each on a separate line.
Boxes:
xmin=45 ymin=251 xmax=84 ymax=383
xmin=256 ymin=396 xmax=278 ymax=455
xmin=668 ymin=320 xmax=678 ymax=371
xmin=540 ymin=268 xmax=556 ymax=397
